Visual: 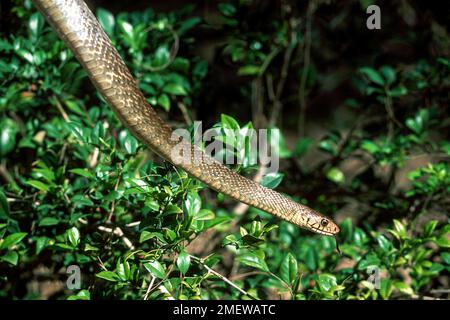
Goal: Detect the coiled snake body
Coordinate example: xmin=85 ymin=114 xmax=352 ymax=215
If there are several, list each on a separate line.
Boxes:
xmin=33 ymin=0 xmax=340 ymax=236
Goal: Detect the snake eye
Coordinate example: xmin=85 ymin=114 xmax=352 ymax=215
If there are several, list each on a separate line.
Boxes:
xmin=320 ymin=219 xmax=329 ymax=227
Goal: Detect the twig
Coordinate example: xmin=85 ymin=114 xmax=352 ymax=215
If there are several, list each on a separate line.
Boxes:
xmin=0 ymin=162 xmax=14 ymax=184
xmin=268 ymin=18 xmax=298 ymax=127
xmin=125 ymin=221 xmax=141 ymax=228
xmin=229 ymin=271 xmax=264 ymax=281
xmin=78 ymin=219 xmax=135 ymax=250
xmin=142 ymin=25 xmax=179 ymax=72
xmin=107 ymin=164 xmax=122 ymax=222
xmin=177 ymin=102 xmax=192 ymax=126
xmin=191 ymin=256 xmax=257 ymax=299
xmin=142 ymin=254 xmax=177 ymax=298
xmin=97 ymin=225 xmax=135 ymax=250
xmin=52 ymin=96 xmax=70 ymax=122
xmin=430 ymin=289 xmax=450 ymax=294
xmin=89 ymin=147 xmax=100 ymax=168
xmin=411 ymin=294 xmax=443 ymax=300
xmin=157 ymin=284 xmax=175 ymax=300
xmin=298 ymin=3 xmax=315 ymax=137
xmin=143 ymin=275 xmax=156 ymax=300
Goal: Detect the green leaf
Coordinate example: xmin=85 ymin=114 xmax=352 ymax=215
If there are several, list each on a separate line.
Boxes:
xmin=358 ymin=252 xmax=380 ymax=270
xmin=39 ymin=217 xmax=60 ymax=227
xmin=118 ymin=20 xmax=134 ymax=45
xmin=1 ymin=251 xmax=19 ymax=265
xmin=16 ymin=49 xmax=34 ymax=64
xmin=64 ymin=100 xmax=84 ymax=116
xmin=218 ymin=3 xmax=237 ymax=17
xmin=261 ymin=172 xmax=284 ymax=189
xmin=28 ymin=12 xmax=44 ymax=40
xmin=237 ymin=250 xmax=269 ymax=272
xmin=26 ymin=180 xmax=50 ymax=192
xmin=360 ymin=67 xmax=385 ymax=86
xmin=394 ymin=281 xmax=413 ymax=296
xmin=69 ymin=168 xmax=95 ymax=179
xmin=144 ymin=198 xmax=159 ymax=211
xmin=157 ymin=94 xmax=171 ymax=112
xmin=376 ymin=234 xmax=391 ymax=252
xmin=238 ymin=65 xmax=260 ymax=76
xmin=171 ymin=57 xmax=190 ymax=73
xmin=35 ymin=237 xmax=50 ymax=254
xmin=405 ymin=109 xmax=428 ymax=134
xmin=177 ymin=251 xmax=191 ymax=275
xmin=184 ymin=191 xmax=201 ymax=216
xmin=0 ymin=118 xmax=19 ymax=157
xmin=293 ymin=137 xmax=312 ymax=157
xmin=97 ymin=8 xmax=115 ymax=35
xmin=241 ymin=234 xmax=264 ymax=246
xmin=340 ymin=218 xmax=353 ymax=243
xmin=221 ymin=114 xmax=240 ymax=131
xmin=139 ymin=231 xmax=166 ymax=244
xmin=436 ymin=235 xmax=450 ymax=248
xmin=152 ymin=45 xmax=170 ymax=67
xmin=441 ymin=252 xmax=450 ymax=265
xmin=304 ymin=246 xmax=318 ymax=270
xmin=67 ymin=227 xmax=80 ymax=247
xmin=280 ymin=253 xmax=298 ymax=285
xmin=144 ymin=260 xmax=166 ymax=279
xmin=194 ymin=209 xmax=215 ymax=221
xmin=316 ymin=274 xmax=337 ymax=292
xmin=361 ymin=140 xmax=379 ymax=154
xmin=423 ymin=220 xmax=438 ymax=237
xmin=380 ymin=279 xmax=393 ymax=299
xmin=165 ymin=204 xmax=182 ymax=214
xmin=318 ymin=140 xmax=337 ymax=156
xmin=388 ymin=86 xmax=407 ymax=97
xmin=392 ymin=219 xmax=407 ymax=237
xmin=116 ymin=260 xmax=131 ymax=280
xmin=380 ymin=66 xmax=396 ymax=84
xmin=119 ymin=130 xmax=139 ymax=154
xmin=163 ymin=83 xmax=187 ymax=96
xmin=326 ymin=167 xmax=345 ymax=184
xmin=0 ymin=232 xmax=27 ymax=249
xmin=67 ymin=290 xmax=91 ymax=300
xmin=91 ymin=122 xmax=105 ymax=144
xmin=96 ymin=271 xmax=120 ymax=282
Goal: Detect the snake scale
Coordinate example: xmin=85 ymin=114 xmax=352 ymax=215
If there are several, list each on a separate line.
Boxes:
xmin=32 ymin=0 xmax=340 ymax=236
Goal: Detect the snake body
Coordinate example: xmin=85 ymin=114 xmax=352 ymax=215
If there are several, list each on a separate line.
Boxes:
xmin=33 ymin=0 xmax=340 ymax=236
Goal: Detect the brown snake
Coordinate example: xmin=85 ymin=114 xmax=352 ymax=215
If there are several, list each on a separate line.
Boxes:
xmin=32 ymin=0 xmax=340 ymax=236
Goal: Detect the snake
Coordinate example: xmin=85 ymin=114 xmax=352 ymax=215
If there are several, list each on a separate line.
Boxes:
xmin=32 ymin=0 xmax=340 ymax=237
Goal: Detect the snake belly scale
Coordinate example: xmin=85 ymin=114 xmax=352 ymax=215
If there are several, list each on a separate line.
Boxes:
xmin=32 ymin=0 xmax=340 ymax=236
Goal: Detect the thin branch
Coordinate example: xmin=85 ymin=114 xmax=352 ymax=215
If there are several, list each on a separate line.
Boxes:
xmin=52 ymin=95 xmax=70 ymax=122
xmin=191 ymin=256 xmax=257 ymax=299
xmin=177 ymin=101 xmax=193 ymax=126
xmin=97 ymin=225 xmax=135 ymax=250
xmin=107 ymin=164 xmax=122 ymax=222
xmin=143 ymin=275 xmax=156 ymax=300
xmin=298 ymin=4 xmax=315 ymax=137
xmin=268 ymin=18 xmax=298 ymax=127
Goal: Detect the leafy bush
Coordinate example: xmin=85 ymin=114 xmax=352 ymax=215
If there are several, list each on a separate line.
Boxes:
xmin=0 ymin=0 xmax=448 ymax=300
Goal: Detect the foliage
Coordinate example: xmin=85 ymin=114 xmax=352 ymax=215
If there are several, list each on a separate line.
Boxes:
xmin=0 ymin=0 xmax=448 ymax=300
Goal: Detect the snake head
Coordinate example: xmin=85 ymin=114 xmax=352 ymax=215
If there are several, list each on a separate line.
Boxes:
xmin=303 ymin=211 xmax=340 ymax=236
